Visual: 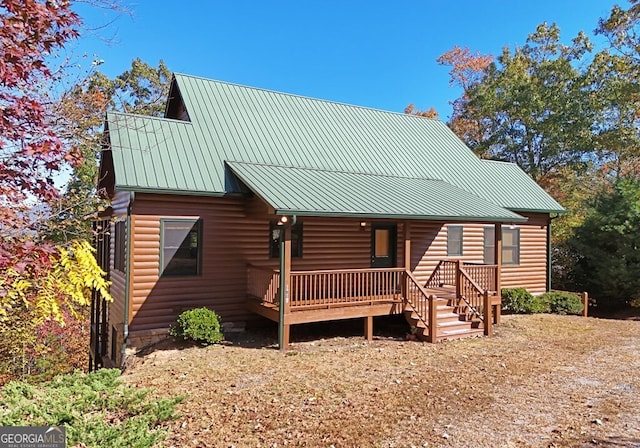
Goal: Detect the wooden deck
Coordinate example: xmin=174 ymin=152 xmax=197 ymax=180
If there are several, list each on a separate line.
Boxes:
xmin=246 ymin=262 xmax=501 ymax=346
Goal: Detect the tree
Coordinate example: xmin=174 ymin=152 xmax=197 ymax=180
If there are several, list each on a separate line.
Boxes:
xmin=403 ymin=104 xmax=439 ymax=119
xmin=0 ymin=0 xmax=99 ymax=319
xmin=436 ymin=46 xmax=493 ymax=152
xmin=569 ymin=178 xmax=640 ymax=308
xmin=458 ymin=24 xmax=595 ymax=184
xmin=0 ymin=1 xmax=119 ymax=383
xmin=47 ymin=59 xmax=171 ymax=243
xmin=592 ymin=0 xmax=640 ymax=179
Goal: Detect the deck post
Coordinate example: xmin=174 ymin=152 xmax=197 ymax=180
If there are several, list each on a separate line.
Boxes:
xmin=483 ymin=290 xmax=492 ymax=336
xmin=402 ymin=223 xmax=412 ymax=306
xmin=494 ymin=223 xmax=502 ymax=325
xmin=278 ymin=223 xmax=292 ymax=350
xmin=404 ymin=222 xmax=411 ymax=269
xmin=581 ymin=292 xmax=589 ymax=317
xmin=428 ymin=294 xmax=438 ymax=343
xmin=455 ymin=259 xmax=462 ymax=299
xmin=364 ymin=315 xmax=373 ymax=341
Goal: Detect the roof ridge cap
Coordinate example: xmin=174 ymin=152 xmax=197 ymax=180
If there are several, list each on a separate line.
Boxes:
xmin=174 ymin=73 xmax=443 ymax=123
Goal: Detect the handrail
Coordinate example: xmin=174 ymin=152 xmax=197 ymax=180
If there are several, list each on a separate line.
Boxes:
xmin=289 ymin=268 xmax=404 ymax=308
xmin=462 ymin=263 xmax=497 ymax=292
xmin=291 ymin=267 xmax=405 ymax=275
xmin=424 ymin=260 xmax=457 ymax=288
xmin=247 ymin=264 xmax=280 ymax=306
xmin=404 ymin=270 xmax=436 ymax=341
xmin=458 ymin=266 xmax=487 ymax=321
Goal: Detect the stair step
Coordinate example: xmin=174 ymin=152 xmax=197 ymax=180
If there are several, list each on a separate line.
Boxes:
xmin=437 ymin=322 xmax=473 ymax=333
xmin=436 ymin=328 xmax=484 ymax=342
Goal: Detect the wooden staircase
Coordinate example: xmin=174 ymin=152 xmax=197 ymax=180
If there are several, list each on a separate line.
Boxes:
xmin=403 ymin=294 xmax=483 ymax=342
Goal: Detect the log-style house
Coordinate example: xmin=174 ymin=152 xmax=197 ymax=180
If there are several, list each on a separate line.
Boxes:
xmin=91 ymin=74 xmax=564 ymax=368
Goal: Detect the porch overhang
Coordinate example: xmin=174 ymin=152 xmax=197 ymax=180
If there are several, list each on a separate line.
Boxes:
xmin=226 ymin=161 xmax=527 ymax=223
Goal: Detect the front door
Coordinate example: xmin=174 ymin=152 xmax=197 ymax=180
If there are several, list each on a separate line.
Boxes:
xmin=371 ymin=224 xmax=397 ymax=268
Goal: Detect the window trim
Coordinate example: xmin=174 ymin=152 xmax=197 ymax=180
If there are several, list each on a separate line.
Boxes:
xmin=269 ymin=221 xmax=303 ymax=259
xmin=447 ymin=225 xmax=463 ymax=257
xmin=160 ymin=218 xmax=203 ymax=277
xmin=502 ymin=226 xmax=520 ymax=266
xmin=483 ymin=225 xmax=520 ymax=266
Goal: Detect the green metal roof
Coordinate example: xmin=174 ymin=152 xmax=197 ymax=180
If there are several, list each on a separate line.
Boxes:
xmin=227 ymin=161 xmax=527 ymax=222
xmin=102 ymin=73 xmax=564 ymax=218
xmin=476 ymin=160 xmax=564 ymax=213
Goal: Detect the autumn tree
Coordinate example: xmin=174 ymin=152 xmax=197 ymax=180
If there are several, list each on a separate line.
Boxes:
xmin=0 ymin=0 xmax=116 ymax=381
xmin=436 ymin=46 xmax=493 ymax=154
xmin=460 ymin=25 xmax=595 ymax=184
xmin=47 ymin=59 xmax=172 ymax=243
xmin=403 ymin=104 xmax=439 ymax=119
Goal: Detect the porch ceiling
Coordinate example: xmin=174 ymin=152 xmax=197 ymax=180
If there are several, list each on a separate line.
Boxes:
xmin=226 ymin=161 xmax=527 ymax=223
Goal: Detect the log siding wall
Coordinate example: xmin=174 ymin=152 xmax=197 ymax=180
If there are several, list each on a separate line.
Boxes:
xmin=122 ymin=194 xmax=550 ymax=342
xmin=410 ymin=213 xmax=549 ymax=294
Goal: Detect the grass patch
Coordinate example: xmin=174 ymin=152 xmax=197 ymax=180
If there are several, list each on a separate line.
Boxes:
xmin=0 ymin=369 xmax=182 ymax=448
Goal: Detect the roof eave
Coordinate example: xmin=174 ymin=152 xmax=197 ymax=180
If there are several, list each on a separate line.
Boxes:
xmin=273 ymin=209 xmax=528 ymax=223
xmin=508 ymin=207 xmax=566 ymax=214
xmin=114 ymin=185 xmax=227 ymax=197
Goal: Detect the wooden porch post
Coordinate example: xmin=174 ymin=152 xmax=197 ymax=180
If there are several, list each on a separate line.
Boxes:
xmin=493 ymin=223 xmax=502 ymax=325
xmin=402 ymin=223 xmax=412 ymax=306
xmin=278 ymin=224 xmax=292 ymax=350
xmin=364 ymin=316 xmax=373 ymax=341
xmin=404 ymin=222 xmax=411 ymax=270
xmin=483 ymin=290 xmax=492 ymax=336
xmin=455 ymin=259 xmax=462 ymax=299
xmin=428 ymin=294 xmax=438 ymax=343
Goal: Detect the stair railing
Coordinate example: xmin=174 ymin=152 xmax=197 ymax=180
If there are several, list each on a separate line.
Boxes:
xmin=457 ymin=267 xmax=485 ymax=321
xmin=424 ymin=260 xmax=457 ymax=288
xmin=458 ymin=266 xmax=494 ymax=336
xmin=404 ymin=270 xmax=438 ymax=342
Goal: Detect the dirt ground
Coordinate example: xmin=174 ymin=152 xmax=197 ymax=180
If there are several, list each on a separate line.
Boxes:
xmin=123 ymin=313 xmax=640 ymax=448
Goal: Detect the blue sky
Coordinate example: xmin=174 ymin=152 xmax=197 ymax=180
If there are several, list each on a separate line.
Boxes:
xmin=71 ymin=0 xmax=615 ymax=120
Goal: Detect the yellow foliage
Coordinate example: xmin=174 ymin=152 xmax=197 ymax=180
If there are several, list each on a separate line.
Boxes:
xmin=0 ymin=240 xmax=112 ymax=325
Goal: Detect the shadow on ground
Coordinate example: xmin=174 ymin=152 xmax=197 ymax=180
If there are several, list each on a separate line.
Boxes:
xmin=130 ymin=314 xmax=411 ymax=360
xmin=590 ymin=305 xmax=640 ymax=321
xmin=571 ymin=436 xmax=640 ymax=447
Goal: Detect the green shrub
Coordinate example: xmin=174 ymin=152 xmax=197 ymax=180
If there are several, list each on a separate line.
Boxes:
xmin=0 ymin=369 xmax=182 ymax=447
xmin=539 ymin=291 xmax=584 ymax=315
xmin=169 ymin=307 xmax=224 ymax=345
xmin=501 ymin=288 xmax=548 ymax=314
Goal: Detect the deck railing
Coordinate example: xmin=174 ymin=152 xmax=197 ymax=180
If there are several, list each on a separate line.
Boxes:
xmin=290 ymin=267 xmax=404 ymax=308
xmin=424 ymin=260 xmax=458 ymax=288
xmin=462 ymin=262 xmax=497 ymax=292
xmin=405 ymin=271 xmax=438 ymax=342
xmin=246 ymin=262 xmax=497 ymax=336
xmin=425 ymin=260 xmax=497 ymax=293
xmin=247 ymin=265 xmax=280 ymax=305
xmin=458 ymin=267 xmax=486 ymax=321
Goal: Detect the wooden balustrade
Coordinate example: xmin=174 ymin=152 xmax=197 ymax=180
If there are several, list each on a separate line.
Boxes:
xmin=458 ymin=267 xmax=486 ymax=321
xmin=247 ymin=261 xmax=499 ymax=338
xmin=247 ymin=265 xmax=280 ymax=305
xmin=405 ymin=271 xmax=437 ymax=342
xmin=462 ymin=263 xmax=497 ymax=292
xmin=289 ymin=268 xmax=404 ymax=308
xmin=424 ymin=260 xmax=458 ymax=288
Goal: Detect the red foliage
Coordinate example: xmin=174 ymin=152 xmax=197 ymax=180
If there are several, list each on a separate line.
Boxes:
xmin=0 ymin=0 xmax=82 ymax=203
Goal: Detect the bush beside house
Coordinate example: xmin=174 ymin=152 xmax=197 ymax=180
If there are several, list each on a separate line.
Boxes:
xmin=501 ymin=288 xmax=584 ymax=315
